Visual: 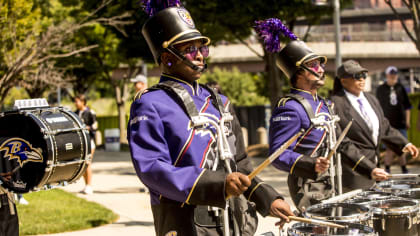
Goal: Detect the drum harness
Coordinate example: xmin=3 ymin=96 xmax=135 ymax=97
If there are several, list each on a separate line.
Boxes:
xmin=143 ymin=80 xmax=239 ymax=236
xmin=284 ymin=94 xmax=343 ymax=196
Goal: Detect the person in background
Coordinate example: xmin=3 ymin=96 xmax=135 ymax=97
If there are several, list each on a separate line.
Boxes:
xmin=74 ymin=94 xmax=98 ymax=195
xmin=376 ymin=66 xmax=413 ymax=173
xmin=131 ymin=74 xmax=148 ymax=96
xmin=16 ymin=193 xmax=28 ymax=205
xmin=331 ymin=60 xmax=418 ymax=191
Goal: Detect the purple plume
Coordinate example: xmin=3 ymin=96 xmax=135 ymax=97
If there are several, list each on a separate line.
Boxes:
xmin=141 ymin=0 xmax=182 ymax=16
xmin=254 ymin=18 xmax=298 ymax=53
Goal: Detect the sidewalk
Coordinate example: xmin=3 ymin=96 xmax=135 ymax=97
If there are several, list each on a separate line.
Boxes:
xmin=37 ymin=149 xmax=419 ymax=236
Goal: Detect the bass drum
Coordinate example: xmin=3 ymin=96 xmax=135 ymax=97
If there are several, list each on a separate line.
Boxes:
xmin=0 ymin=107 xmax=90 ymax=193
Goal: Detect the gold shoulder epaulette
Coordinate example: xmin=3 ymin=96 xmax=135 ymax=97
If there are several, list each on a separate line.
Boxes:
xmin=277 ymin=97 xmax=291 ymax=108
xmin=133 ymin=90 xmax=148 ymax=101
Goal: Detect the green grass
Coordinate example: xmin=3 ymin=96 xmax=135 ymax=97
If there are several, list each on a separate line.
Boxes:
xmin=17 ymin=189 xmax=119 ymax=235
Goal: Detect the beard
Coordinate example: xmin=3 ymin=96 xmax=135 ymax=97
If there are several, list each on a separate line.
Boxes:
xmin=305 ymin=74 xmax=325 ymax=90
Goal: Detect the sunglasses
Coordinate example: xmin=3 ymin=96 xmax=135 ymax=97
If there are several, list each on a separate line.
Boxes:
xmin=181 ymin=45 xmax=209 ymax=60
xmin=304 ymin=60 xmax=325 ymax=71
xmin=353 ymin=72 xmax=368 ymax=81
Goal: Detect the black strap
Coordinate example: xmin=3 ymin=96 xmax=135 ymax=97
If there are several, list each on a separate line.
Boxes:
xmin=150 ymin=81 xmax=199 ymax=118
xmin=138 ymin=81 xmax=226 ymax=120
xmin=283 ymin=93 xmax=315 ymax=120
xmin=200 ymin=84 xmax=225 ymax=114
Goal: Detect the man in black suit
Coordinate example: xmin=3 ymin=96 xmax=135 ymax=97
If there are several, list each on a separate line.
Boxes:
xmin=331 ymin=60 xmax=418 ymax=191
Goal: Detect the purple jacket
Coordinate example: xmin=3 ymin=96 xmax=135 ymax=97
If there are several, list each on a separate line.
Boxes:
xmin=128 ymin=74 xmax=280 ymax=216
xmin=269 ymin=88 xmax=331 ymax=180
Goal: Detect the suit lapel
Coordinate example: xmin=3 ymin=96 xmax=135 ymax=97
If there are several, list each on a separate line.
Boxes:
xmin=342 ymin=93 xmax=376 ymax=145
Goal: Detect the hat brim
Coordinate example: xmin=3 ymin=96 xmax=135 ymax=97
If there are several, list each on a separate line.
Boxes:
xmin=304 ymin=54 xmax=327 ymax=65
xmin=172 ymin=33 xmax=210 ymax=46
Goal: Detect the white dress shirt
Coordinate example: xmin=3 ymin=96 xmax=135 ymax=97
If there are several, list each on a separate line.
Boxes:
xmin=344 ymin=90 xmax=380 ymax=145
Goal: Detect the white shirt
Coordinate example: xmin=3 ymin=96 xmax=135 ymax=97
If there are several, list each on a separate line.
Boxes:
xmin=344 ymin=90 xmax=380 ymax=145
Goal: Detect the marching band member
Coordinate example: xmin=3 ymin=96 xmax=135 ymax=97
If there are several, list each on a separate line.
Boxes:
xmin=256 ymin=18 xmax=389 ymax=211
xmin=128 ymin=3 xmax=293 ymax=235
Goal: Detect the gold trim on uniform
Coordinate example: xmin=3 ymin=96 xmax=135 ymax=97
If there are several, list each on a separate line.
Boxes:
xmin=185 ymin=169 xmax=206 ymax=204
xmin=277 ymin=97 xmax=291 ymax=107
xmin=290 ymin=155 xmax=304 ymax=175
xmin=162 ymin=73 xmax=198 ymax=95
xmin=247 ymin=182 xmax=264 ymax=201
xmin=352 ymin=155 xmax=366 ymax=171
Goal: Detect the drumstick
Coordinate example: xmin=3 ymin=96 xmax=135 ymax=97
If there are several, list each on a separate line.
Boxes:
xmin=288 ymin=216 xmax=347 ymax=229
xmin=321 ymin=189 xmax=363 ymax=204
xmin=248 ymin=129 xmax=304 ymax=180
xmin=389 ymin=174 xmax=420 ymax=179
xmin=226 ymin=130 xmax=303 ymax=200
xmin=327 ymin=120 xmax=353 ymax=161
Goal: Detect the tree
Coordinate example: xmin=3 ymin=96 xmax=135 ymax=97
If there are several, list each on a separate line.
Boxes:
xmin=62 ymin=0 xmax=150 ymax=143
xmin=184 ymin=0 xmax=345 ymax=107
xmin=200 ymin=67 xmax=269 ymax=106
xmin=385 ymin=0 xmax=420 ymax=54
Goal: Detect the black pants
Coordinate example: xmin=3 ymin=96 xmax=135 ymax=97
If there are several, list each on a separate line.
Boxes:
xmin=0 ymin=194 xmax=18 ymax=236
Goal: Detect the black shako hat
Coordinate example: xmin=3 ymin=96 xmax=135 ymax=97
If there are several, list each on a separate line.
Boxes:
xmin=276 ymin=40 xmax=327 ymax=79
xmin=142 ymin=7 xmax=210 ymax=64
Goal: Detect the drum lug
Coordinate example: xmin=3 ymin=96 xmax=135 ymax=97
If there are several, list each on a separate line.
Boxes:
xmin=408 ymin=215 xmax=412 ymax=229
xmin=381 ymin=217 xmax=386 ymax=231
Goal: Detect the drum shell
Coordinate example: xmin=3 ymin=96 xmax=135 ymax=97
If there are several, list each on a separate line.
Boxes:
xmin=287 ymin=222 xmax=376 ymax=236
xmin=396 ymin=189 xmax=420 ymax=236
xmin=369 ymin=198 xmax=419 ymax=236
xmin=0 ymin=108 xmax=89 ymax=193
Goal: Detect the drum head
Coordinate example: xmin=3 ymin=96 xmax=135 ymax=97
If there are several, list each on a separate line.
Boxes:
xmin=377 ymin=180 xmax=420 ymax=192
xmin=356 ymin=191 xmax=392 ymax=200
xmin=288 ymin=222 xmax=376 ymax=236
xmin=396 ymin=188 xmax=420 ymax=200
xmin=0 ymin=112 xmax=48 ymax=193
xmin=370 ymin=198 xmax=419 ymax=215
xmin=304 ymin=203 xmax=371 ymax=222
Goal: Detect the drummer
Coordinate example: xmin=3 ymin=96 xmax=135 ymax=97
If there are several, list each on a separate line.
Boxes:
xmin=331 ymin=60 xmax=419 ymax=192
xmin=128 ymin=3 xmax=294 ymax=235
xmin=254 ymin=19 xmax=391 ymax=212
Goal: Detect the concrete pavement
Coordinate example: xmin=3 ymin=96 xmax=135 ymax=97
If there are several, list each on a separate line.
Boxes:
xmin=35 ymin=149 xmax=419 ymax=236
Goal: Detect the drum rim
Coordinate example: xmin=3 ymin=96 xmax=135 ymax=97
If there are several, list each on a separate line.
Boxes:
xmin=369 ymin=198 xmax=419 ymax=215
xmin=287 ymin=222 xmax=376 ymax=235
xmin=304 ymin=203 xmax=371 ymax=222
xmin=396 ymin=187 xmax=420 ymax=197
xmin=357 ymin=191 xmax=393 ymax=200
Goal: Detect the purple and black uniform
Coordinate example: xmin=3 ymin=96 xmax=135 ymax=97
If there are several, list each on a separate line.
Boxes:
xmin=269 ymin=88 xmax=374 ymax=210
xmin=128 ymin=74 xmax=282 ymax=236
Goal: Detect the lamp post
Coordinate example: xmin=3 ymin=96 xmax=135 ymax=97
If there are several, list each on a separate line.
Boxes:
xmin=312 ymin=0 xmax=343 ymax=195
xmin=333 ymin=0 xmax=342 ymax=71
xmin=312 ymin=0 xmax=342 ymax=72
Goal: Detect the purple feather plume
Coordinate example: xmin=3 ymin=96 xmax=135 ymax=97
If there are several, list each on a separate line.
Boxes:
xmin=141 ymin=0 xmax=182 ymax=16
xmin=254 ymin=18 xmax=298 ymax=53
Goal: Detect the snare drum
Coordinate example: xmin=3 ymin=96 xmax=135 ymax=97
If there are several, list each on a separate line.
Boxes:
xmin=369 ymin=198 xmax=419 ymax=236
xmin=377 ymin=180 xmax=420 ymax=193
xmin=304 ymin=202 xmax=372 ymax=225
xmin=346 ymin=191 xmax=394 ymax=206
xmin=397 ymin=189 xmax=420 ymax=236
xmin=0 ymin=107 xmax=90 ymax=193
xmin=287 ymin=222 xmax=376 ymax=236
